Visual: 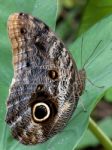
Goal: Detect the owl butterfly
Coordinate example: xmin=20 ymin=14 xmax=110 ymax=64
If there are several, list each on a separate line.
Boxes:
xmin=6 ymin=13 xmax=86 ymax=145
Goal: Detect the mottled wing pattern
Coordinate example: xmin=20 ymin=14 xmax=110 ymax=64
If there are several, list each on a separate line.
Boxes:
xmin=5 ymin=13 xmax=86 ymax=145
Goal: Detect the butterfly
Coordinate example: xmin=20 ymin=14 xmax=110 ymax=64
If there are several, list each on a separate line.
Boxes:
xmin=5 ymin=13 xmax=86 ymax=145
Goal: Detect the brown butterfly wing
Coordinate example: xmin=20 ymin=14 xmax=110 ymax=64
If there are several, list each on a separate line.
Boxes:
xmin=6 ymin=13 xmax=85 ymax=144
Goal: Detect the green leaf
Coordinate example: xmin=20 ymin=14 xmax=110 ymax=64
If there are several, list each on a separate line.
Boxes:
xmin=0 ymin=0 xmax=57 ymax=150
xmin=104 ymin=87 xmax=112 ymax=102
xmin=78 ymin=0 xmax=112 ymax=35
xmin=56 ymin=10 xmax=76 ymax=40
xmin=78 ymin=117 xmax=112 ymax=149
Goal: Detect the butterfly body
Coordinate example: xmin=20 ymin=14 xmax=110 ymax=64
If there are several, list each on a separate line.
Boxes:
xmin=6 ymin=13 xmax=86 ymax=144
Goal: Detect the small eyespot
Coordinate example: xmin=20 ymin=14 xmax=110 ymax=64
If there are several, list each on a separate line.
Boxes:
xmin=36 ymin=84 xmax=43 ymax=91
xmin=32 ymin=102 xmax=50 ymax=122
xmin=19 ymin=13 xmax=23 ymax=16
xmin=48 ymin=70 xmax=58 ymax=80
xmin=20 ymin=28 xmax=27 ymax=34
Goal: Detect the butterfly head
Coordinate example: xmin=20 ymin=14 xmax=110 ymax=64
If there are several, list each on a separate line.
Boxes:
xmin=78 ymin=68 xmax=86 ymax=95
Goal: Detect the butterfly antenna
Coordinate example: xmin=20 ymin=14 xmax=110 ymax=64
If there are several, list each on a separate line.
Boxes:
xmin=82 ymin=40 xmax=103 ymax=69
xmin=85 ymin=40 xmax=112 ymax=69
xmin=87 ymin=77 xmax=104 ymax=88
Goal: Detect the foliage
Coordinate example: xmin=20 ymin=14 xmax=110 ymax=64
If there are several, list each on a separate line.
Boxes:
xmin=78 ymin=117 xmax=112 ymax=149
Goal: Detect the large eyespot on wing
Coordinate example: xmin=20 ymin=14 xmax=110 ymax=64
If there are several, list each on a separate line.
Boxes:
xmin=32 ymin=102 xmax=50 ymax=122
xmin=27 ymin=90 xmax=59 ymax=144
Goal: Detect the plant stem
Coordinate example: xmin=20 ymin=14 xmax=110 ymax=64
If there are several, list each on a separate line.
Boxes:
xmin=88 ymin=117 xmax=112 ymax=150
